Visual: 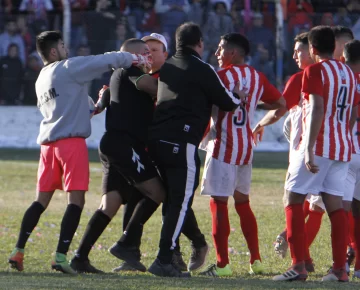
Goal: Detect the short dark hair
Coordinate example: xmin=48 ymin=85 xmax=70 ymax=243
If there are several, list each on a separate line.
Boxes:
xmin=36 ymin=30 xmax=63 ymax=61
xmin=120 ymin=38 xmax=145 ymax=51
xmin=220 ymin=33 xmax=250 ymax=56
xmin=331 ymin=26 xmax=354 ymax=40
xmin=344 ymin=40 xmax=360 ymax=64
xmin=308 ymin=25 xmax=335 ymax=55
xmin=294 ymin=32 xmax=309 ymax=45
xmin=175 ymin=22 xmax=202 ymax=50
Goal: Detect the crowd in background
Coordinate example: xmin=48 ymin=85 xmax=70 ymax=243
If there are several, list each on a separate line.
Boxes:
xmin=0 ymin=0 xmax=359 ymax=106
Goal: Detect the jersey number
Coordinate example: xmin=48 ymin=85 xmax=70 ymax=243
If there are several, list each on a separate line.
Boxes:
xmin=337 ymin=85 xmax=348 ymax=122
xmin=233 ymin=106 xmax=247 ymax=127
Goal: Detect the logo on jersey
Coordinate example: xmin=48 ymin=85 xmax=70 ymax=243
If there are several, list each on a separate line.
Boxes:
xmin=132 ymin=149 xmax=145 ymax=173
xmin=184 ymin=124 xmax=190 ymax=132
xmin=339 ymin=70 xmax=346 ymax=80
xmin=173 ymin=146 xmax=179 ymax=154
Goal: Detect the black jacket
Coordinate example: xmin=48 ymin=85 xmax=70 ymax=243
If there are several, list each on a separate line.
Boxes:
xmin=149 ymin=47 xmax=240 ymax=146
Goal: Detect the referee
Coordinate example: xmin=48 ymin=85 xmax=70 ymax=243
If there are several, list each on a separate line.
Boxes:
xmin=148 ymin=22 xmax=243 ymax=277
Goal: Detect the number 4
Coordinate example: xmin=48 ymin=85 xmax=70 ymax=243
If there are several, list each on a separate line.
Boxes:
xmin=337 ymin=85 xmax=348 ymax=122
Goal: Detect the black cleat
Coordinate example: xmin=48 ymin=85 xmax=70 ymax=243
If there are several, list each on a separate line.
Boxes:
xmin=70 ymin=258 xmax=104 ymax=274
xmin=112 ymin=262 xmax=137 ymax=272
xmin=109 ymin=243 xmax=146 ymax=272
xmin=172 ymin=250 xmax=187 ymax=272
xmin=188 ymin=243 xmax=209 ymax=271
xmin=148 ymin=259 xmax=191 ymax=277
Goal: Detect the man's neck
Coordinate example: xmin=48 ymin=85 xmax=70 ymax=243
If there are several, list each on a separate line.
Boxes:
xmin=317 ymin=54 xmax=333 ymax=62
xmin=231 ymin=59 xmax=245 ymax=66
xmin=150 ymin=67 xmax=160 ymax=74
xmin=346 ymin=63 xmax=360 ymax=74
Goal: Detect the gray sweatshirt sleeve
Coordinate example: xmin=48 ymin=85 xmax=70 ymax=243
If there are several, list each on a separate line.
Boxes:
xmin=64 ymin=51 xmax=134 ymax=84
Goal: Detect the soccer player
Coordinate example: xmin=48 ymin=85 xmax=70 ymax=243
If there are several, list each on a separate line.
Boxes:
xmin=198 ymin=33 xmax=285 ymax=277
xmin=7 ymin=31 xmax=150 ymax=274
xmin=341 ymin=40 xmax=360 ymax=279
xmin=273 ymin=25 xmax=358 ymax=282
xmin=147 ymin=22 xmax=244 ymax=277
xmin=270 ymin=33 xmax=325 ymax=267
xmin=69 ymin=38 xmax=165 ymax=273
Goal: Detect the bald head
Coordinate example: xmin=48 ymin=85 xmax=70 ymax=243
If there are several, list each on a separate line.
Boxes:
xmin=120 ymin=38 xmax=147 ymax=54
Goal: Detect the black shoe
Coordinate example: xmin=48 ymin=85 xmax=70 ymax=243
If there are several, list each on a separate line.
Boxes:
xmin=172 ymin=250 xmax=187 ymax=272
xmin=148 ymin=259 xmax=191 ymax=277
xmin=109 ymin=242 xmax=146 ymax=272
xmin=188 ymin=243 xmax=209 ymax=271
xmin=112 ymin=262 xmax=137 ymax=272
xmin=70 ymin=258 xmax=104 ymax=274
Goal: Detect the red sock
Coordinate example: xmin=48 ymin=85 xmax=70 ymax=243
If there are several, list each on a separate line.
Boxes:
xmin=329 ymin=209 xmax=348 ymax=270
xmin=305 ymin=210 xmax=324 ymax=247
xmin=354 ymin=216 xmax=360 ymax=270
xmin=235 ymin=201 xmax=260 ymax=264
xmin=210 ymin=198 xmax=230 ymax=268
xmin=348 ymin=211 xmax=356 ymax=249
xmin=285 ymin=204 xmax=305 ymax=265
xmin=304 ymin=226 xmax=311 ymax=262
xmin=303 ymin=200 xmax=310 ymax=219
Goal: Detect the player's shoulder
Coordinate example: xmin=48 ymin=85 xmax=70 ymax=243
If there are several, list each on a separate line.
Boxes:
xmin=287 ymin=71 xmax=303 ymax=85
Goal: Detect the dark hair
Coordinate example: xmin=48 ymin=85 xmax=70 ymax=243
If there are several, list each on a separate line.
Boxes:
xmin=220 ymin=33 xmax=250 ymax=56
xmin=331 ymin=26 xmax=354 ymax=40
xmin=121 ymin=38 xmax=145 ymax=51
xmin=344 ymin=40 xmax=360 ymax=64
xmin=175 ymin=22 xmax=202 ymax=50
xmin=294 ymin=32 xmax=309 ymax=45
xmin=36 ymin=30 xmax=63 ymax=61
xmin=308 ymin=25 xmax=335 ymax=55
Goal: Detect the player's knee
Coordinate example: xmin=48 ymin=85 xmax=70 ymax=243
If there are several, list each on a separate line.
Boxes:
xmin=99 ymin=191 xmax=122 ymax=218
xmin=283 ymin=190 xmax=304 ymax=207
xmin=211 ymin=196 xmax=228 ymax=203
xmin=321 ymin=193 xmax=343 ymax=214
xmin=36 ymin=191 xmax=54 ymax=209
xmin=136 ymin=177 xmax=165 ymax=205
xmin=68 ymin=190 xmax=86 ymax=208
xmin=233 ymin=191 xmax=249 ymax=203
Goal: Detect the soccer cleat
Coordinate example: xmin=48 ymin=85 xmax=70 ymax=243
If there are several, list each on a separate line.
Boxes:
xmin=108 ymin=242 xmax=146 ymax=272
xmin=249 ymin=260 xmax=265 ymax=275
xmin=274 ymin=235 xmax=288 ymax=259
xmin=199 ymin=264 xmax=232 ymax=277
xmin=51 ymin=253 xmax=77 ymax=274
xmin=273 ymin=264 xmax=308 ymax=281
xmin=188 ymin=243 xmax=209 ymax=271
xmin=8 ymin=248 xmax=24 ymax=272
xmin=322 ymin=268 xmax=349 ymax=282
xmin=148 ymin=258 xmax=191 ymax=277
xmin=70 ymin=258 xmax=104 ymax=274
xmin=112 ymin=262 xmax=137 ymax=272
xmin=172 ymin=250 xmax=187 ymax=272
xmin=353 ymin=269 xmax=360 ymax=279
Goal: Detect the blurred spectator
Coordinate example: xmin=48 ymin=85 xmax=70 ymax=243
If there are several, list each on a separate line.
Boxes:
xmin=76 ymin=44 xmax=91 ymax=56
xmin=0 ymin=18 xmax=26 ymax=65
xmin=22 ymin=55 xmax=40 ymax=105
xmin=353 ymin=17 xmax=360 ymax=40
xmin=333 ymin=7 xmax=353 ymax=27
xmin=287 ymin=0 xmax=313 ymax=39
xmin=320 ymin=12 xmax=334 ymax=26
xmin=0 ymin=44 xmax=23 ymax=105
xmin=17 ymin=15 xmax=33 ymax=61
xmin=203 ymin=1 xmax=233 ymax=61
xmin=0 ymin=0 xmax=12 ymax=13
xmin=155 ymin=0 xmax=190 ymax=54
xmin=132 ymin=0 xmax=160 ymax=38
xmin=107 ymin=22 xmax=131 ymax=51
xmin=246 ymin=13 xmax=274 ymax=59
xmin=250 ymin=44 xmax=275 ymax=85
xmin=86 ymin=0 xmax=117 ymax=55
xmin=207 ymin=51 xmax=219 ymax=71
xmin=188 ymin=0 xmax=206 ymax=27
xmin=68 ymin=0 xmax=88 ymax=56
xmin=347 ymin=0 xmax=360 ymax=12
xmin=311 ymin=0 xmax=347 ymax=13
xmin=19 ymin=0 xmax=54 ymax=25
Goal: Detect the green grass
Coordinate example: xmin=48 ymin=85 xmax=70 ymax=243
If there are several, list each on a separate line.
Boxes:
xmin=0 ymin=149 xmax=358 ymax=289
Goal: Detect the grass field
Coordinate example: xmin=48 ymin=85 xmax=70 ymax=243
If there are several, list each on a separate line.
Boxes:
xmin=0 ymin=149 xmax=358 ymax=289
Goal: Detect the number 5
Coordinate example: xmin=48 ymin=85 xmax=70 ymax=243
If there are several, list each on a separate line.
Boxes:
xmin=233 ymin=106 xmax=247 ymax=126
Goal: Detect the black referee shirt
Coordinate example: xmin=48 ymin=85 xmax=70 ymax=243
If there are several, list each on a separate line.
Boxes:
xmin=106 ymin=66 xmax=154 ymax=145
xmin=149 ymin=47 xmax=241 ymax=146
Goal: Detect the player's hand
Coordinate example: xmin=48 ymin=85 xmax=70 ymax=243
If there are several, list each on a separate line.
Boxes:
xmin=305 ymin=148 xmax=319 ymax=174
xmin=233 ymin=81 xmax=248 ymax=105
xmin=94 ymin=85 xmax=109 ymax=115
xmin=252 ymin=124 xmax=264 ymax=146
xmin=131 ymin=53 xmax=153 ymax=72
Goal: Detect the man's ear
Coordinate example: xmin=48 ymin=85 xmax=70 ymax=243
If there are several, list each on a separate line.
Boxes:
xmin=311 ymin=45 xmax=319 ymax=56
xmin=164 ymin=51 xmax=169 ymax=58
xmin=339 ymin=55 xmax=345 ymax=63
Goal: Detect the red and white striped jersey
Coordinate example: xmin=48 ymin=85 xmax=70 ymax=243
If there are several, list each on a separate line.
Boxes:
xmin=301 ymin=59 xmax=358 ymax=162
xmin=352 ymin=73 xmax=360 ymax=154
xmin=283 ymin=72 xmax=303 ymax=158
xmin=202 ymin=64 xmax=281 ymax=165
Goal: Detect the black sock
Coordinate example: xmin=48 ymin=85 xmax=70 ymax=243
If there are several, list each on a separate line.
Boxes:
xmin=16 ymin=201 xmax=45 ymax=249
xmin=123 ymin=188 xmax=143 ymax=232
xmin=56 ymin=204 xmax=83 ymax=255
xmin=75 ymin=210 xmax=111 ymax=261
xmin=119 ymin=196 xmax=159 ymax=248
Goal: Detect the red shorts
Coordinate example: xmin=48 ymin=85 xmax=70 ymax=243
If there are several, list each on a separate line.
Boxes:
xmin=37 ymin=138 xmax=89 ymax=192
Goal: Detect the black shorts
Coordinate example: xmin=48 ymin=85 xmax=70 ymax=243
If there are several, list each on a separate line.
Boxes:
xmin=99 ymin=132 xmax=158 ymax=198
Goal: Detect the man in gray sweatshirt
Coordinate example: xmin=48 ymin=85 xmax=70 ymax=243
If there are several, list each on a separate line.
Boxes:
xmin=8 ymin=30 xmax=151 ymax=274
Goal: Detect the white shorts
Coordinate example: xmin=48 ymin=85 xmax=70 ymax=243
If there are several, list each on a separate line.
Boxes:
xmin=201 ymin=153 xmax=252 ymax=197
xmin=285 ymin=150 xmax=349 ymax=197
xmin=344 ymin=154 xmax=360 ymax=202
xmin=306 ymin=194 xmax=326 ymax=211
